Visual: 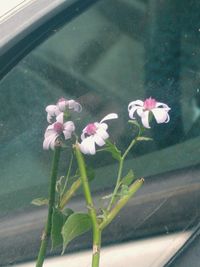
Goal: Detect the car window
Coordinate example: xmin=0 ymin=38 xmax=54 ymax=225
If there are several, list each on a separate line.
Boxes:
xmin=0 ymin=0 xmax=200 ymax=265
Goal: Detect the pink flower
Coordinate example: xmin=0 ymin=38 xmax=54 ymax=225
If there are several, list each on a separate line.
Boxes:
xmin=43 ymin=113 xmax=75 ymax=150
xmin=79 ymin=113 xmax=118 ymax=155
xmin=46 ymin=98 xmax=82 ymax=123
xmin=128 ymin=97 xmax=170 ymax=128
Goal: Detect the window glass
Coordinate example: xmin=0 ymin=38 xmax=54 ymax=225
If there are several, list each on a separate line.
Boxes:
xmin=0 ymin=0 xmax=200 ymax=265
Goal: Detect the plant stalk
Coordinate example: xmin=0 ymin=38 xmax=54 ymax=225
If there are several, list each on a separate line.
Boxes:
xmin=107 ymin=138 xmax=137 ymax=211
xmin=59 ymin=177 xmax=81 ymax=210
xmin=92 ymin=228 xmax=101 ymax=267
xmin=60 ymin=153 xmax=73 ymax=197
xmin=107 ymin=158 xmax=124 ymax=211
xmin=100 ymin=178 xmax=144 ymax=230
xmin=36 ymin=146 xmax=61 ymax=267
xmin=74 ymin=143 xmax=100 ymax=267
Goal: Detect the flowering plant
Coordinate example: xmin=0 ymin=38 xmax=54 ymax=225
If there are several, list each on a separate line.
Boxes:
xmin=33 ymin=97 xmax=170 ymax=267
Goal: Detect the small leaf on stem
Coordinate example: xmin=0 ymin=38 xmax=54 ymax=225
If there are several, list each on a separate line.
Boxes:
xmin=105 ymin=140 xmax=121 ymax=161
xmin=62 ymin=208 xmax=74 ymax=217
xmin=51 ymin=208 xmax=73 ymax=249
xmin=119 ymin=184 xmax=129 ymax=197
xmin=61 ymin=213 xmax=92 ymax=254
xmin=121 ymin=169 xmax=135 ymax=186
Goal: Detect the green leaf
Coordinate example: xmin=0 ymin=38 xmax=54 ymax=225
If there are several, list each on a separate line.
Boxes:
xmin=62 ymin=213 xmax=92 ymax=254
xmin=31 ymin=197 xmax=48 ymax=206
xmin=121 ymin=170 xmax=135 ymax=186
xmin=62 ymin=208 xmax=74 ymax=217
xmin=105 ymin=140 xmax=121 ymax=161
xmin=137 ymin=136 xmax=152 ymax=141
xmin=51 ymin=208 xmax=73 ymax=249
xmin=119 ymin=184 xmax=129 ymax=196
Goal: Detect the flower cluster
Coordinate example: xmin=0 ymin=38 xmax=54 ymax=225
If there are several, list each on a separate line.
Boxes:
xmin=128 ymin=97 xmax=170 ymax=128
xmin=79 ymin=113 xmax=118 ymax=155
xmin=43 ymin=98 xmax=81 ymax=150
xmin=46 ymin=98 xmax=82 ymax=123
xmin=43 ymin=97 xmax=170 ymax=153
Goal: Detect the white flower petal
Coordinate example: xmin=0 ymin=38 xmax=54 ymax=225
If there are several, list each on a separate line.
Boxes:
xmin=46 ymin=124 xmax=54 ymax=131
xmin=44 ymin=128 xmax=55 ymax=138
xmin=96 ymin=128 xmax=109 ymax=140
xmin=43 ymin=133 xmax=58 ymax=150
xmin=80 ymin=137 xmax=95 ymax=155
xmin=165 ymin=113 xmax=170 ymax=123
xmin=43 ymin=137 xmax=51 ymax=150
xmin=128 ymin=100 xmax=144 ymax=111
xmin=56 ymin=113 xmax=64 ymax=124
xmin=46 ymin=105 xmax=57 ymax=115
xmin=155 ymin=102 xmax=171 ymax=110
xmin=96 ymin=122 xmax=108 ymax=130
xmin=63 ymin=130 xmax=72 ymax=140
xmin=63 ymin=121 xmax=75 ymax=132
xmin=82 ymin=125 xmax=88 ymax=133
xmin=58 ymin=100 xmax=67 ymax=112
xmin=74 ymin=103 xmax=82 ymax=112
xmin=79 ymin=139 xmax=89 ymax=154
xmin=151 ymin=108 xmax=170 ymax=124
xmin=63 ymin=121 xmax=75 ymax=140
xmin=46 ymin=105 xmax=60 ymax=122
xmin=46 ymin=105 xmax=60 ymax=117
xmin=100 ymin=113 xmax=118 ymax=123
xmin=47 ymin=114 xmax=53 ymax=123
xmin=87 ymin=137 xmax=96 ymax=155
xmin=81 ymin=132 xmax=86 ymax=140
xmin=68 ymin=100 xmax=82 ymax=112
xmin=94 ymin=134 xmax=105 ymax=147
xmin=50 ymin=136 xmax=58 ymax=150
xmin=136 ymin=107 xmax=145 ymax=117
xmin=141 ymin=111 xmax=150 ymax=128
xmin=128 ymin=106 xmax=141 ymax=119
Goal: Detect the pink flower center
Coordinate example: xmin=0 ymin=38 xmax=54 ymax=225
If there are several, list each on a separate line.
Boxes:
xmin=54 ymin=122 xmax=64 ymax=134
xmin=143 ymin=97 xmax=157 ymax=110
xmin=85 ymin=123 xmax=97 ymax=135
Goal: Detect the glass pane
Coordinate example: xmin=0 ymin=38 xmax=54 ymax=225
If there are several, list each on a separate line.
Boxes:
xmin=0 ymin=0 xmax=200 ymax=265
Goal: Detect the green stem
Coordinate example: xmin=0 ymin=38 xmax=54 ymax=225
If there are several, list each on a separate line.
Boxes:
xmin=107 ymin=158 xmax=124 ymax=211
xmin=36 ymin=146 xmax=61 ymax=267
xmin=60 ymin=153 xmax=73 ymax=197
xmin=107 ymin=138 xmax=137 ymax=211
xmin=92 ymin=228 xmax=101 ymax=267
xmin=122 ymin=138 xmax=137 ymax=160
xmin=100 ymin=178 xmax=144 ymax=230
xmin=74 ymin=144 xmax=97 ymax=224
xmin=59 ymin=177 xmax=81 ymax=210
xmin=74 ymin=144 xmax=100 ymax=267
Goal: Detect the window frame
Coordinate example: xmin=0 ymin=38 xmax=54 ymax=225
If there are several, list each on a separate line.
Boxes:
xmin=0 ymin=0 xmax=99 ymax=80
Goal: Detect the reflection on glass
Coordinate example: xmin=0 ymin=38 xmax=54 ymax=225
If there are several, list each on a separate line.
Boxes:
xmin=0 ymin=0 xmax=200 ymax=265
